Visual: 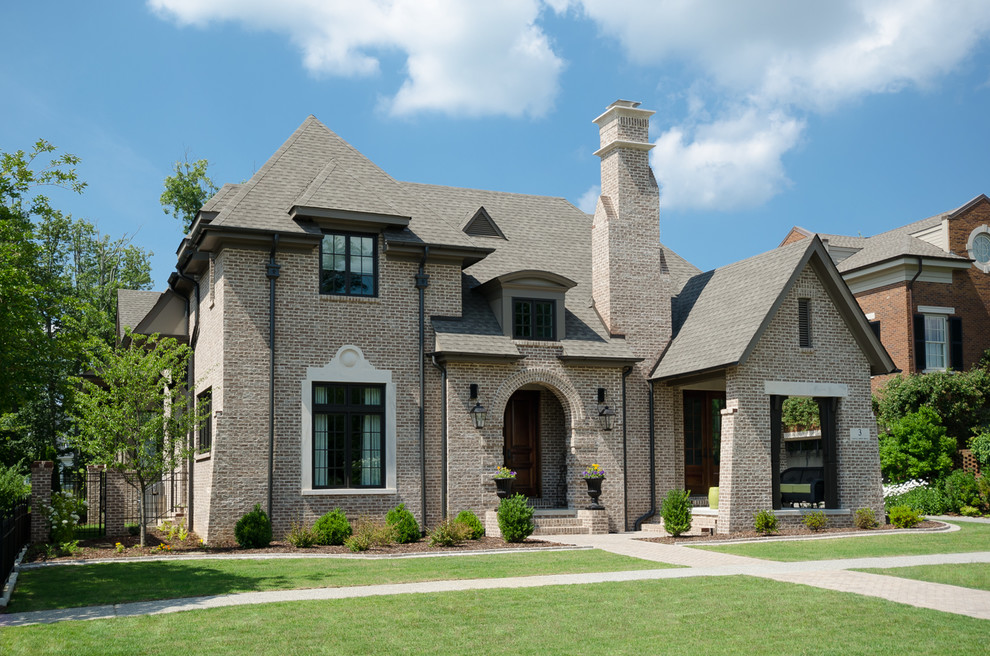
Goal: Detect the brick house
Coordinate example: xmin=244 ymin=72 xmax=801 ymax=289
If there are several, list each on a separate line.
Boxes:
xmin=780 ymin=194 xmax=990 ymax=392
xmin=121 ymin=100 xmax=893 ymax=539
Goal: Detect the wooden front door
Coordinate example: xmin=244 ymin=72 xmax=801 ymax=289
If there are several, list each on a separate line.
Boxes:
xmin=683 ymin=390 xmax=726 ymax=496
xmin=503 ymin=390 xmax=541 ymax=498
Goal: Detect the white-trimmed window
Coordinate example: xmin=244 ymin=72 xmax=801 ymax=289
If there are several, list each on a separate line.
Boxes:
xmin=967 ymin=224 xmax=990 ymax=274
xmin=301 ymin=345 xmax=396 ymax=495
xmin=923 ymin=315 xmax=947 ymax=371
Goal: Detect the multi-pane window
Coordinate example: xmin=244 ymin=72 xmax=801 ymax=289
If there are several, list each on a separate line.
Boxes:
xmin=313 ymin=383 xmax=385 ymax=489
xmin=512 ymin=299 xmax=555 ymax=340
xmin=197 ymin=389 xmax=212 ymax=452
xmin=320 ymin=232 xmax=376 ymax=296
xmin=924 ymin=315 xmax=947 ymax=371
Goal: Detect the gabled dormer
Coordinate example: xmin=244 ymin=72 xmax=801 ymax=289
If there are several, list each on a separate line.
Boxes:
xmin=463 ymin=206 xmax=506 ymax=239
xmin=475 ymin=270 xmax=576 ymax=341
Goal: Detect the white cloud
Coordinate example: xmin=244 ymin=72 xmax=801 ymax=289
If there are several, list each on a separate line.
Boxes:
xmin=148 ymin=0 xmax=563 ymax=117
xmin=576 ymin=184 xmax=600 ymax=213
xmin=569 ymin=0 xmax=990 ymax=210
xmin=651 ymin=110 xmax=804 ymax=211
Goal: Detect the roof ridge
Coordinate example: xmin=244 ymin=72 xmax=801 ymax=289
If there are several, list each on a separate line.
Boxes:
xmin=404 ymin=180 xmax=571 ymax=204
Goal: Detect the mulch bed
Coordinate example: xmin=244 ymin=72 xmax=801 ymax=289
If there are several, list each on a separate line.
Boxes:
xmin=639 ymin=520 xmax=945 ymax=545
xmin=24 ymin=527 xmax=563 ymax=564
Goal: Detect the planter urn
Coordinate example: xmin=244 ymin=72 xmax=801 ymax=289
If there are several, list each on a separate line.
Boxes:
xmin=584 ymin=477 xmax=605 ymax=510
xmin=494 ymin=477 xmax=514 ymax=503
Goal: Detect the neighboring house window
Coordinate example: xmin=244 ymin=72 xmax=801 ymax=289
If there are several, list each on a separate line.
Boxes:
xmin=868 ymin=321 xmax=881 ymax=341
xmin=914 ymin=312 xmax=962 ymax=371
xmin=512 ymin=298 xmax=555 ymax=340
xmin=198 ymin=389 xmax=212 ymax=452
xmin=798 ymin=298 xmax=812 ymax=348
xmin=966 ymin=225 xmax=990 ymax=274
xmin=312 ymin=383 xmax=385 ymax=489
xmin=320 ymin=232 xmax=377 ymax=296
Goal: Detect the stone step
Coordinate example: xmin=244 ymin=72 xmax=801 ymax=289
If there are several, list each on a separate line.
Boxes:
xmin=532 ymin=525 xmax=591 ymax=535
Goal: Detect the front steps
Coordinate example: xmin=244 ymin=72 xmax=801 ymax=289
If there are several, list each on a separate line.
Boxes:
xmin=484 ymin=508 xmax=609 ymax=537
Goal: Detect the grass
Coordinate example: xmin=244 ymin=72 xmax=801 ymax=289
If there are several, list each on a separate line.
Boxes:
xmin=695 ymin=521 xmax=990 ymax=561
xmin=7 ymin=549 xmax=669 ymax=613
xmin=1 ymin=576 xmax=985 ymax=655
xmin=855 ymin=562 xmax=990 ymax=592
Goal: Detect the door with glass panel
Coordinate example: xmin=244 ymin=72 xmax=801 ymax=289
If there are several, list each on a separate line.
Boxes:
xmin=683 ymin=390 xmax=726 ymax=496
xmin=313 ymin=383 xmax=385 ymax=489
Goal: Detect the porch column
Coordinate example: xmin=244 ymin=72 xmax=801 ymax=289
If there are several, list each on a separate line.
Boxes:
xmin=815 ymin=397 xmax=839 ymax=509
xmin=769 ymin=395 xmax=784 ymax=511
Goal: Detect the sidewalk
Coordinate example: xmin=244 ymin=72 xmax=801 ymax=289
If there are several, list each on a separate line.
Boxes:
xmin=3 ymin=529 xmax=989 ymax=627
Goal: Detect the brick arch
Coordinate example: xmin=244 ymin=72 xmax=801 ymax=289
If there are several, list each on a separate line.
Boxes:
xmin=489 ymin=368 xmax=588 ymax=429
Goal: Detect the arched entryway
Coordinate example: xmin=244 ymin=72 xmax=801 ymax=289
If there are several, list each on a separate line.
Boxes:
xmin=503 ymin=385 xmax=569 ymax=508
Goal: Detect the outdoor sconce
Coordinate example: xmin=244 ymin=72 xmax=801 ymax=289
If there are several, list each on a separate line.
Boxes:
xmin=469 ymin=384 xmax=488 ymax=430
xmin=596 ymin=387 xmax=615 ymax=432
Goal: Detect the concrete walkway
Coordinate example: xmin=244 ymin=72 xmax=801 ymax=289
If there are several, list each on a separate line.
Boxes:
xmin=3 ymin=526 xmax=989 ymax=628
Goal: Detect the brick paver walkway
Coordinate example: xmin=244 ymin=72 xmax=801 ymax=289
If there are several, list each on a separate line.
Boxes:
xmin=3 ymin=522 xmax=988 ymax=627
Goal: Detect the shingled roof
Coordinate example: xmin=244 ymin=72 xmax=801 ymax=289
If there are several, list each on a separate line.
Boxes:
xmin=116 ymin=289 xmax=162 ymax=338
xmin=652 ymin=237 xmax=894 ymax=380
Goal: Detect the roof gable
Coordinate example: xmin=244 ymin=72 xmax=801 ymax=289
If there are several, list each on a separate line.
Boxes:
xmin=653 ymin=237 xmax=894 ymax=380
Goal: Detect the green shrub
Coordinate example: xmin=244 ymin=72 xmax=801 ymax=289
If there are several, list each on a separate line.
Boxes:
xmin=753 ymin=510 xmax=778 ymax=535
xmin=660 ymin=489 xmax=692 ymax=537
xmin=943 ymin=469 xmax=981 ymax=512
xmin=854 ymin=508 xmax=879 ymax=529
xmin=802 ymin=511 xmax=829 ymax=531
xmin=314 ymin=508 xmax=352 ymax=545
xmin=0 ymin=462 xmax=30 ymax=514
xmin=385 ymin=503 xmax=421 ymax=544
xmin=970 ymin=431 xmax=990 ymax=470
xmin=344 ymin=518 xmax=396 ymax=553
xmin=884 ymin=485 xmax=950 ymax=515
xmin=234 ymin=504 xmax=273 ymax=548
xmin=126 ymin=522 xmax=140 ymax=536
xmin=782 ymin=397 xmax=821 ymax=431
xmin=428 ymin=518 xmax=473 ymax=547
xmin=878 ymin=407 xmax=956 ymax=483
xmin=874 ymin=369 xmax=990 ymax=446
xmin=959 ymin=505 xmax=981 ymax=517
xmin=497 ymin=493 xmax=534 ymax=543
xmin=43 ymin=491 xmax=86 ymax=546
xmin=455 ymin=510 xmax=485 ymax=539
xmin=286 ymin=521 xmax=316 ymax=548
xmin=888 ymin=505 xmax=923 ymax=529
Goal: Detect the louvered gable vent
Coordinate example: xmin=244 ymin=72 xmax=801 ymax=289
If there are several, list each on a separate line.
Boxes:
xmin=463 ymin=206 xmax=505 ymax=239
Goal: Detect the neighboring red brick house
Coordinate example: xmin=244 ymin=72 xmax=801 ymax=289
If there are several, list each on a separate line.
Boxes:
xmin=120 ymin=100 xmax=893 ymax=539
xmin=781 ymin=194 xmax=990 ymax=391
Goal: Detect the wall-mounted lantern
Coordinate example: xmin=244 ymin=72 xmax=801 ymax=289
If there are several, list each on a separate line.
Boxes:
xmin=469 ymin=383 xmax=488 ymax=430
xmin=596 ymin=387 xmax=615 ymax=432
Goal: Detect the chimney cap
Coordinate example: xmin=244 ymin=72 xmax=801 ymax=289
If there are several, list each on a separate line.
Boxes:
xmin=609 ymin=99 xmax=641 ymax=109
xmin=592 ymin=99 xmax=655 ymax=127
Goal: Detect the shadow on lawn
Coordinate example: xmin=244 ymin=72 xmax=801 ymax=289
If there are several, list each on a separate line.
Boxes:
xmin=9 ymin=560 xmax=335 ymax=613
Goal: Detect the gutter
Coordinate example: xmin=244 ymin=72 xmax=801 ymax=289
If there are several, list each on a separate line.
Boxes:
xmin=415 ymin=247 xmax=431 ymax=531
xmin=621 ymin=366 xmax=632 ymax=530
xmin=633 ymin=381 xmax=657 ymax=530
xmin=430 ymin=355 xmax=448 ymax=519
xmin=266 ymin=235 xmax=281 ymax=518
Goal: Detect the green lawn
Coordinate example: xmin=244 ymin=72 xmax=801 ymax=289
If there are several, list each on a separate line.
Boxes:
xmin=2 ymin=577 xmax=985 ymax=655
xmin=695 ymin=521 xmax=990 ymax=562
xmin=7 ymin=550 xmax=669 ymax=613
xmin=856 ymin=562 xmax=990 ymax=592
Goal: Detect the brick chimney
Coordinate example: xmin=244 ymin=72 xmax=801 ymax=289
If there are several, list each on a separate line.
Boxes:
xmin=591 ymin=100 xmax=670 ymax=351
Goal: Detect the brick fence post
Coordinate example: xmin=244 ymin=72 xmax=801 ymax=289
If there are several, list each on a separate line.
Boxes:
xmin=105 ymin=468 xmax=129 ymax=537
xmin=30 ymin=461 xmax=54 ymax=544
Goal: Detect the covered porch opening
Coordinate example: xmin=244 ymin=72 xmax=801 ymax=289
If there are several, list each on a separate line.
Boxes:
xmin=770 ymin=394 xmax=839 ymax=510
xmin=502 ymin=385 xmax=570 ymax=509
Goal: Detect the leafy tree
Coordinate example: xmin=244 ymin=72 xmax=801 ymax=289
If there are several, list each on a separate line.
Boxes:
xmin=873 ymin=369 xmax=990 ymax=448
xmin=782 ymin=397 xmax=820 ymax=431
xmin=160 ymin=155 xmax=218 ymax=232
xmin=878 ymin=406 xmax=956 ymax=483
xmin=72 ymin=331 xmax=206 ymax=546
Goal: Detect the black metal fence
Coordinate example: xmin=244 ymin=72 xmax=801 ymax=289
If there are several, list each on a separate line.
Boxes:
xmin=1 ymin=497 xmax=31 ymax=589
xmin=123 ymin=471 xmax=188 ymax=526
xmin=53 ymin=469 xmax=106 ymax=539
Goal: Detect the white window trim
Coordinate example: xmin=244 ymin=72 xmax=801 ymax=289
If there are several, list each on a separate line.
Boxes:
xmin=966 ymin=224 xmax=990 ymax=274
xmin=921 ymin=313 xmax=948 ymax=373
xmin=300 ymin=345 xmax=397 ymax=495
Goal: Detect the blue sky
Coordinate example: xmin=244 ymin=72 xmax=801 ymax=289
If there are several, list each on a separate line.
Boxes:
xmin=3 ymin=1 xmax=990 ymax=288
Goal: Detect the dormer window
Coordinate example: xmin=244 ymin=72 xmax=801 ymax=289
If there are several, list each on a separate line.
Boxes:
xmin=513 ymin=299 xmax=556 ymax=340
xmin=320 ymin=232 xmax=377 ymax=297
